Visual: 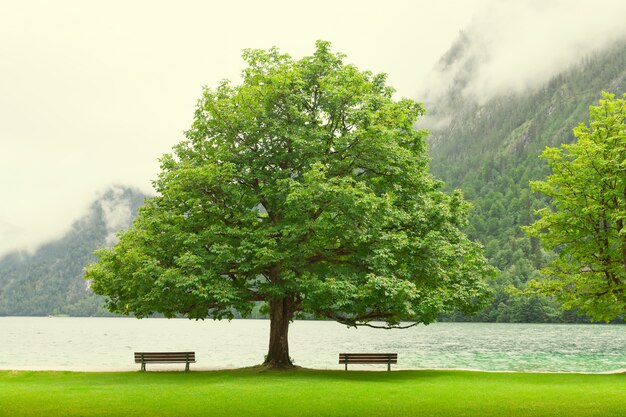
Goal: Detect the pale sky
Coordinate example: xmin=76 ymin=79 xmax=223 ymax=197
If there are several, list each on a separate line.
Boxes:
xmin=2 ymin=0 xmax=626 ymax=256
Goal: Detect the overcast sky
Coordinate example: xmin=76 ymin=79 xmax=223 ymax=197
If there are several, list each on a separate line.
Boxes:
xmin=2 ymin=0 xmax=626 ymax=257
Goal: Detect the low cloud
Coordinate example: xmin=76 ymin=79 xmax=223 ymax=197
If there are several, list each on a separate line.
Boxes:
xmin=421 ymin=0 xmax=626 ymax=106
xmin=99 ymin=186 xmax=134 ymax=246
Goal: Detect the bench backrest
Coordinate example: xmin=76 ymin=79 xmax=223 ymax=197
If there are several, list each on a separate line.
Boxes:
xmin=134 ymin=352 xmax=195 ymax=363
xmin=339 ymin=353 xmax=398 ymax=364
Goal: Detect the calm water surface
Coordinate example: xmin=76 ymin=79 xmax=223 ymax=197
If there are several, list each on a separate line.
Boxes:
xmin=1 ymin=317 xmax=624 ymax=372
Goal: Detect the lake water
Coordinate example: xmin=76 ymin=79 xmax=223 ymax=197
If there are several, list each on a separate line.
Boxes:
xmin=1 ymin=317 xmax=625 ymax=373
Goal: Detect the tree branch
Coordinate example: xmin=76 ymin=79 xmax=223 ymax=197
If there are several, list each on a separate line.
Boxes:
xmin=315 ymin=308 xmax=417 ymax=329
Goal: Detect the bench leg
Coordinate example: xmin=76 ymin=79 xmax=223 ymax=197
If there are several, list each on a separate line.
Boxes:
xmin=387 ymin=361 xmax=391 ymax=372
xmin=141 ymin=362 xmax=146 ymax=372
xmin=185 ymin=362 xmax=190 ymax=372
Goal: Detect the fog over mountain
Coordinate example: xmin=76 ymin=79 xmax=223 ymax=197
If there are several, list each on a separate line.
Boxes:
xmin=421 ymin=1 xmax=626 ymax=106
xmin=0 ymin=186 xmax=147 ymax=316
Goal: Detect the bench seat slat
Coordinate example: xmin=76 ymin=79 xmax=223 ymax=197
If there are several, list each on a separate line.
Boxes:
xmin=339 ymin=354 xmax=396 ymax=359
xmin=339 ymin=354 xmax=397 ymax=357
xmin=339 ymin=356 xmax=397 ymax=360
xmin=134 ymin=352 xmax=195 ymax=357
xmin=135 ymin=357 xmax=195 ymax=360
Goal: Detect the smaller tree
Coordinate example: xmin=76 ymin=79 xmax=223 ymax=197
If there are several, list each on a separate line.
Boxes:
xmin=526 ymin=92 xmax=626 ymax=321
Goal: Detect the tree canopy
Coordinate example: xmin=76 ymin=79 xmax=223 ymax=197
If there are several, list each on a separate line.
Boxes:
xmin=526 ymin=92 xmax=626 ymax=321
xmin=85 ymin=41 xmax=493 ymax=367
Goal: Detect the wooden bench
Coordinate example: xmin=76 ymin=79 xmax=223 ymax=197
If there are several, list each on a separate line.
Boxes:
xmin=134 ymin=351 xmax=195 ymax=371
xmin=339 ymin=353 xmax=397 ymax=371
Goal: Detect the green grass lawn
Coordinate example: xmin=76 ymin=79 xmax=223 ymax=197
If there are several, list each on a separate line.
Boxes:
xmin=0 ymin=368 xmax=624 ymax=416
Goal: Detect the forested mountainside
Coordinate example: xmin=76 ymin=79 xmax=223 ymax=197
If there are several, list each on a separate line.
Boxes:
xmin=428 ymin=40 xmax=626 ymax=323
xmin=0 ymin=187 xmax=147 ymax=316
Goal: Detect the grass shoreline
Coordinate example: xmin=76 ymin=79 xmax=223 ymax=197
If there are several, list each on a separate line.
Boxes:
xmin=1 ymin=365 xmax=625 ymax=374
xmin=1 ymin=368 xmax=625 ymax=416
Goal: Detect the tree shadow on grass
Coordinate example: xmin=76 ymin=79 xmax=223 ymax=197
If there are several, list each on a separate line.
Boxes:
xmin=183 ymin=366 xmax=461 ymax=383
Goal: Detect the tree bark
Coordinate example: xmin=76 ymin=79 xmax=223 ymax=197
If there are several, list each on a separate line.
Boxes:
xmin=263 ymin=297 xmax=294 ymax=368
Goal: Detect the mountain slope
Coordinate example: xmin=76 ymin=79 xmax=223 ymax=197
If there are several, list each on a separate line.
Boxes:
xmin=0 ymin=187 xmax=148 ymax=316
xmin=426 ymin=40 xmax=626 ymax=322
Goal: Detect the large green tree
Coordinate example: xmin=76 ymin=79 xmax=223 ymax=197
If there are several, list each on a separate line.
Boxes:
xmin=86 ymin=41 xmax=492 ymax=368
xmin=526 ymin=92 xmax=626 ymax=321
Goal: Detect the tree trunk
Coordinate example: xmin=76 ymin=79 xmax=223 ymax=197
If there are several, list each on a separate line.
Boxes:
xmin=263 ymin=297 xmax=294 ymax=368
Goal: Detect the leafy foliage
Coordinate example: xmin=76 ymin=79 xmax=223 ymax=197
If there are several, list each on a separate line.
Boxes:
xmin=526 ymin=92 xmax=626 ymax=321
